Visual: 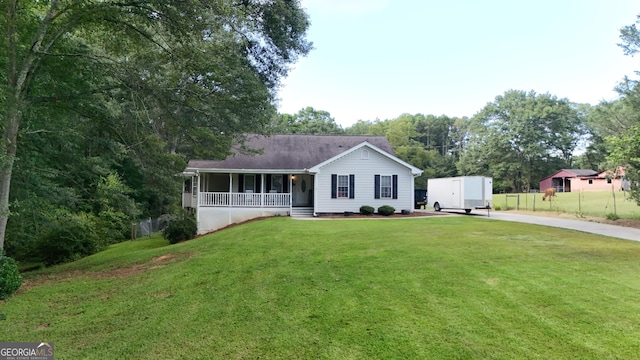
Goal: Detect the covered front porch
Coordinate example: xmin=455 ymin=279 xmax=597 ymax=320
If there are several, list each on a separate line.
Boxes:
xmin=183 ymin=172 xmax=314 ymax=209
xmin=200 ymin=192 xmax=291 ymax=207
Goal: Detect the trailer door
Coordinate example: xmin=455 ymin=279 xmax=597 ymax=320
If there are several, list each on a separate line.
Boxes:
xmin=452 ymin=179 xmax=461 ymax=207
xmin=484 ymin=177 xmax=493 ymax=207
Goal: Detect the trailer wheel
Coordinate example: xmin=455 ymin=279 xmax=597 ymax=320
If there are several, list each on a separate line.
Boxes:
xmin=434 ymin=202 xmax=441 ymax=212
xmin=465 ymin=209 xmax=471 ymax=214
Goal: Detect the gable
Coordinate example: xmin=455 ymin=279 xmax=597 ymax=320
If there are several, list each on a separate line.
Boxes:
xmin=312 ymin=145 xmax=418 ymax=214
xmin=314 ymin=144 xmax=413 ymax=174
xmin=309 ymin=142 xmax=422 ymax=176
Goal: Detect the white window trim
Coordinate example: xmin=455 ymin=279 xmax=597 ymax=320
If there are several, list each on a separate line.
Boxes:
xmin=337 ymin=174 xmax=350 ymax=198
xmin=380 ymin=174 xmax=393 ymax=199
xmin=361 ymin=149 xmax=369 ymax=160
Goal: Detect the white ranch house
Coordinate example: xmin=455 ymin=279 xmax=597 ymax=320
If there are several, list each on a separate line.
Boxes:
xmin=181 ymin=134 xmax=423 ymax=234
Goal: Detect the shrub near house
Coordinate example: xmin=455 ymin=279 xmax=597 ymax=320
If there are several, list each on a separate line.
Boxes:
xmin=360 ymin=205 xmax=375 ymax=215
xmin=163 ymin=212 xmax=198 ymax=244
xmin=378 ymin=205 xmax=396 ymax=216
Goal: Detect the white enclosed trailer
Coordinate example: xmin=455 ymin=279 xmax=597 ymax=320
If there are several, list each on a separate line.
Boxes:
xmin=427 ymin=176 xmax=492 ymax=214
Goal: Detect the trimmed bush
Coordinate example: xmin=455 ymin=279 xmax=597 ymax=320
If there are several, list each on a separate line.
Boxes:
xmin=377 ymin=205 xmax=395 ymax=216
xmin=0 ymin=252 xmax=22 ymax=299
xmin=360 ymin=205 xmax=375 ymax=215
xmin=163 ymin=211 xmax=197 ymax=244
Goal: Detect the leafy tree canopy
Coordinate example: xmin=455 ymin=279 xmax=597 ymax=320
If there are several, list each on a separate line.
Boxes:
xmin=271 ymin=107 xmax=343 ymax=134
xmin=458 ymin=90 xmax=584 ymax=192
xmin=0 ymin=0 xmax=311 ymax=253
xmin=605 ymin=16 xmax=640 ymax=203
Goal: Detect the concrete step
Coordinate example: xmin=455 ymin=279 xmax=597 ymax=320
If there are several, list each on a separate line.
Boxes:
xmin=291 ymin=207 xmax=314 ymax=218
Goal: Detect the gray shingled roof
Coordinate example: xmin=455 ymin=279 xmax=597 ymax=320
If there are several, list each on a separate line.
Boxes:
xmin=564 ymin=169 xmax=598 ymax=177
xmin=187 ymin=134 xmax=395 ymax=170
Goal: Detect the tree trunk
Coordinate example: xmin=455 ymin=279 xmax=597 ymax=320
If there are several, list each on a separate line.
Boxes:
xmin=0 ymin=102 xmax=20 ymax=251
xmin=0 ymin=0 xmax=59 ymax=250
xmin=0 ymin=0 xmax=18 ymax=251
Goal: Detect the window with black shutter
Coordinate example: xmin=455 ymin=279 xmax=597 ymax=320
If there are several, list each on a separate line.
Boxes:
xmin=375 ymin=174 xmax=398 ymax=199
xmin=332 ymin=174 xmax=353 ymax=199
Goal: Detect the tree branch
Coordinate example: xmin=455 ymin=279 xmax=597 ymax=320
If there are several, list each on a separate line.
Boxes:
xmin=21 ymin=129 xmax=54 ymax=135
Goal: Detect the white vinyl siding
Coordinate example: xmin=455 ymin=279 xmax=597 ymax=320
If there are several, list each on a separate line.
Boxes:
xmin=314 ymin=145 xmax=415 ymax=214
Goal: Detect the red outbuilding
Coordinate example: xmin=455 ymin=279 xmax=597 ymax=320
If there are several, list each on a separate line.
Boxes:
xmin=539 ymin=167 xmax=628 ymax=193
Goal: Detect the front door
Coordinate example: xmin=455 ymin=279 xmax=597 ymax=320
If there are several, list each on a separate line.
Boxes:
xmin=292 ymin=174 xmax=313 ymax=206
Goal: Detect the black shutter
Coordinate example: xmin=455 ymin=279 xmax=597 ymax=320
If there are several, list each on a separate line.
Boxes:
xmin=256 ymin=175 xmax=262 ymax=193
xmin=283 ymin=175 xmax=289 ymax=193
xmin=392 ymin=175 xmax=398 ymax=199
xmin=266 ymin=174 xmax=271 ymax=192
xmin=374 ymin=175 xmax=380 ymax=199
xmin=349 ymin=175 xmax=355 ymax=199
xmin=331 ymin=174 xmax=337 ymax=198
xmin=238 ymin=174 xmax=244 ymax=192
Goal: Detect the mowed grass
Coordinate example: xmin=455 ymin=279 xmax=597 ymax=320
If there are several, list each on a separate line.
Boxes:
xmin=3 ymin=216 xmax=640 ymax=359
xmin=494 ymin=191 xmax=640 ymax=219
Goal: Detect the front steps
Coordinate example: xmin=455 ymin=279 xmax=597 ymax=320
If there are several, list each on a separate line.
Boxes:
xmin=291 ymin=207 xmax=314 ymax=218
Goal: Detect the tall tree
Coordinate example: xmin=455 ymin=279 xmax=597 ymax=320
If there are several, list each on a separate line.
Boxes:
xmin=0 ymin=0 xmax=311 ymax=250
xmin=458 ymin=90 xmax=584 ymax=192
xmin=344 ymin=114 xmax=465 ymax=187
xmin=603 ymin=14 xmax=640 ymax=204
xmin=577 ymin=100 xmax=636 ymax=170
xmin=408 ymin=114 xmax=469 ymax=182
xmin=271 ymin=107 xmax=343 ymax=134
xmin=344 ymin=119 xmax=375 ymax=135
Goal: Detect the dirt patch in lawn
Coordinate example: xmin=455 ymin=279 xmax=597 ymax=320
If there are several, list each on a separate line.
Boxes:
xmin=609 ymin=218 xmax=640 ymax=229
xmin=152 ymin=254 xmax=176 ymax=262
xmin=18 ymin=252 xmax=192 ymax=294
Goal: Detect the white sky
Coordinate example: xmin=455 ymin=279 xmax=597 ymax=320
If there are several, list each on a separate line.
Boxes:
xmin=276 ymin=0 xmax=640 ymax=127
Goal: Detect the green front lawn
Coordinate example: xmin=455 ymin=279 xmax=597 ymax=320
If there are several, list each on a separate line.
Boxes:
xmin=3 ymin=217 xmax=640 ymax=359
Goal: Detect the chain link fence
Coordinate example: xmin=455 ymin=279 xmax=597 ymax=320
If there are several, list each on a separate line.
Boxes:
xmin=131 ymin=216 xmax=170 ymax=239
xmin=496 ymin=190 xmax=640 ymax=218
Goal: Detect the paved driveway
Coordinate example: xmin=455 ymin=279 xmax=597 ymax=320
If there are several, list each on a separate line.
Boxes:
xmin=479 ymin=211 xmax=640 ymax=242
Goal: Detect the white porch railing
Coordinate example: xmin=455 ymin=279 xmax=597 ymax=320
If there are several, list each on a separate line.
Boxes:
xmin=200 ymin=192 xmax=291 ymax=207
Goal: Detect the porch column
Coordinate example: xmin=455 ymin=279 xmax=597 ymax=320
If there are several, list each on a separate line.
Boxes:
xmin=196 ymin=172 xmax=201 ymax=225
xmin=229 ymin=173 xmax=233 ymax=207
xmin=261 ymin=174 xmax=265 ymax=208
